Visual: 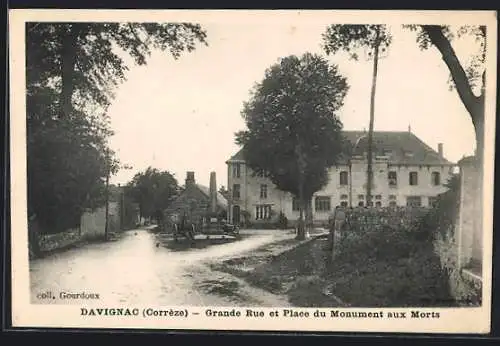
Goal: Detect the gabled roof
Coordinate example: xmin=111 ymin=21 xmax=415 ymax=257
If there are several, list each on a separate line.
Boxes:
xmin=226 ymin=148 xmax=245 ymax=163
xmin=195 ymin=184 xmax=228 ymax=209
xmin=226 ymin=130 xmax=454 ymax=166
xmin=342 ymin=131 xmax=453 ymax=165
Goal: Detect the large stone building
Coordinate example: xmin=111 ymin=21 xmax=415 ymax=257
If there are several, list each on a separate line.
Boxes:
xmin=225 ymin=129 xmax=456 ymax=226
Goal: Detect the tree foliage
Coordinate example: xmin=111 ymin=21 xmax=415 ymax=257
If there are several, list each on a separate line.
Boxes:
xmin=322 ymin=24 xmax=392 ymax=60
xmin=126 ymin=167 xmax=180 ymax=222
xmin=235 ymin=53 xmax=349 ymax=239
xmin=27 ymin=22 xmax=207 ymax=235
xmin=27 ymin=22 xmax=208 ymax=116
xmin=404 ymin=25 xmax=486 ymax=161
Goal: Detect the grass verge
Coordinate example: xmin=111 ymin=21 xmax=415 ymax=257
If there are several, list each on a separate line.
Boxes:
xmin=213 ymin=232 xmax=456 ymax=307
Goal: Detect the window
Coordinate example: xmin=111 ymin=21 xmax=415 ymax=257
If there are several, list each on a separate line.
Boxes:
xmin=375 ymin=195 xmax=382 ymax=200
xmin=428 ymin=196 xmax=438 ymax=208
xmin=232 ymin=184 xmax=241 ymax=199
xmin=260 ymin=184 xmax=268 ymax=199
xmin=358 ymin=201 xmax=364 ymax=207
xmin=406 ymin=196 xmax=422 ymax=207
xmin=432 ymin=172 xmax=441 ymax=186
xmin=315 ymin=196 xmax=331 ymax=212
xmin=340 ymin=194 xmax=348 ymax=200
xmin=409 ymin=171 xmax=418 ymax=186
xmin=256 ymin=170 xmax=266 ymax=178
xmin=388 ymin=171 xmax=397 ymax=186
xmin=389 ymin=201 xmax=397 ymax=207
xmin=375 ymin=201 xmax=382 ymax=207
xmin=292 ymin=197 xmax=300 ymax=211
xmin=340 ymin=201 xmax=348 ymax=207
xmin=358 ymin=194 xmax=364 ymax=200
xmin=339 ymin=171 xmax=348 ymax=185
xmin=389 ymin=195 xmax=397 ymax=200
xmin=232 ymin=163 xmax=241 ymax=178
xmin=256 ymin=205 xmax=272 ymax=220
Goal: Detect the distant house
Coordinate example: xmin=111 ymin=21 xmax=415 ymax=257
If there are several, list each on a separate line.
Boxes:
xmin=164 ymin=171 xmax=228 ymax=227
xmin=226 ymin=129 xmax=456 ymax=226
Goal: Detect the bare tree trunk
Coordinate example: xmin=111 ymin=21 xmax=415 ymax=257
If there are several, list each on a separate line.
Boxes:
xmin=305 ymin=198 xmax=313 ymax=234
xmin=422 ymin=25 xmax=485 ymax=165
xmin=366 ymin=27 xmax=380 ymax=206
xmin=296 ymin=191 xmax=306 ymax=241
xmin=60 ymin=24 xmax=80 ymax=119
xmin=295 ymin=144 xmax=307 ymax=240
xmin=104 ymin=168 xmax=110 ymax=241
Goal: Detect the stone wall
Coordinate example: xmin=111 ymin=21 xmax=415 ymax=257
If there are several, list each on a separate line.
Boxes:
xmin=439 ymin=156 xmax=483 ymax=305
xmin=456 ymin=158 xmax=482 ymax=270
xmin=37 ymin=201 xmax=121 ymax=254
xmin=329 ymin=206 xmax=430 ymax=259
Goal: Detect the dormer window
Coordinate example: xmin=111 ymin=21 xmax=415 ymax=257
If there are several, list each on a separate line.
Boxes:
xmin=404 ymin=151 xmax=414 ymax=158
xmin=232 ymin=163 xmax=241 ymax=178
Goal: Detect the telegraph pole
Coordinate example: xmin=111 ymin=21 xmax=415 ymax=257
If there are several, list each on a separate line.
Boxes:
xmin=366 ymin=27 xmax=381 ymax=207
xmin=104 ymin=152 xmax=110 ymax=241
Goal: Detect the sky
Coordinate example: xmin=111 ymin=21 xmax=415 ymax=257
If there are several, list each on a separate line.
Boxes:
xmin=106 ymin=19 xmax=480 ymax=188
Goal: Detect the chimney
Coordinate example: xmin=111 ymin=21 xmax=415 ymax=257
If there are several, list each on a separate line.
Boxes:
xmin=209 ymin=171 xmax=217 ymax=214
xmin=185 ymin=171 xmax=195 ymax=187
xmin=438 ymin=143 xmax=444 ymax=158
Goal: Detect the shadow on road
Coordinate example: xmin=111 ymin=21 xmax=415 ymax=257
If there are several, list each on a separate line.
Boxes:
xmin=151 ymin=231 xmax=252 ymax=252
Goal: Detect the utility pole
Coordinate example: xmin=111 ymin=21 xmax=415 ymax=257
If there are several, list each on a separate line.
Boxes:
xmin=104 ymin=153 xmax=110 ymax=241
xmin=366 ymin=27 xmax=381 ymax=207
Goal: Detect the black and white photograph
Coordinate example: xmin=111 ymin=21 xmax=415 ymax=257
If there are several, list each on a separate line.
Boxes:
xmin=9 ymin=9 xmax=497 ymax=333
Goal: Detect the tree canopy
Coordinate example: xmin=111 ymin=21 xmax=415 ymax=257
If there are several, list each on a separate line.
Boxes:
xmin=27 ymin=22 xmax=207 ymax=234
xmin=126 ymin=167 xmax=180 ymax=222
xmin=235 ymin=53 xmax=349 ymax=239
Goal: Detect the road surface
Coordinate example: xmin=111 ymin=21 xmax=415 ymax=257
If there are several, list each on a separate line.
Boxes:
xmin=30 ymin=229 xmax=293 ymax=307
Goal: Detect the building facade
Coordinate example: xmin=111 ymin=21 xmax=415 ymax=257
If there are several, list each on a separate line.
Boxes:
xmin=163 ymin=171 xmax=228 ymax=228
xmin=226 ymin=130 xmax=456 ymax=226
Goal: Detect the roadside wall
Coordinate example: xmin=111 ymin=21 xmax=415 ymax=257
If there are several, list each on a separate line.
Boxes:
xmin=37 ymin=201 xmax=121 ymax=253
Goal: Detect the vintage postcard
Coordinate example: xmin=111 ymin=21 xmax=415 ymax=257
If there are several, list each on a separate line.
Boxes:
xmin=9 ymin=9 xmax=497 ymax=334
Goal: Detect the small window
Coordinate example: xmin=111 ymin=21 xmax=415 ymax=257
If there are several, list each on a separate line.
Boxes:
xmin=375 ymin=201 xmax=382 ymax=207
xmin=389 ymin=201 xmax=397 ymax=207
xmin=388 ymin=171 xmax=397 ymax=186
xmin=432 ymin=172 xmax=441 ymax=186
xmin=292 ymin=197 xmax=300 ymax=211
xmin=406 ymin=196 xmax=422 ymax=207
xmin=260 ymin=184 xmax=268 ymax=199
xmin=409 ymin=171 xmax=418 ymax=186
xmin=233 ymin=163 xmax=241 ymax=178
xmin=428 ymin=196 xmax=438 ymax=208
xmin=358 ymin=194 xmax=364 ymax=200
xmin=375 ymin=195 xmax=382 ymax=200
xmin=232 ymin=184 xmax=241 ymax=199
xmin=340 ymin=201 xmax=348 ymax=207
xmin=358 ymin=201 xmax=364 ymax=207
xmin=340 ymin=194 xmax=348 ymax=200
xmin=339 ymin=171 xmax=348 ymax=185
xmin=389 ymin=195 xmax=397 ymax=200
xmin=256 ymin=205 xmax=272 ymax=220
xmin=315 ymin=196 xmax=331 ymax=212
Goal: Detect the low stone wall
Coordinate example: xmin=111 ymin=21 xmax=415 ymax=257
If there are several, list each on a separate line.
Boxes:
xmin=328 ymin=206 xmax=430 ymax=259
xmin=34 ymin=202 xmax=121 ymax=255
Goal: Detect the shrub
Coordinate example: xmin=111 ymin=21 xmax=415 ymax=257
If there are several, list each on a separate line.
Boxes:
xmin=276 ymin=211 xmax=288 ymax=229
